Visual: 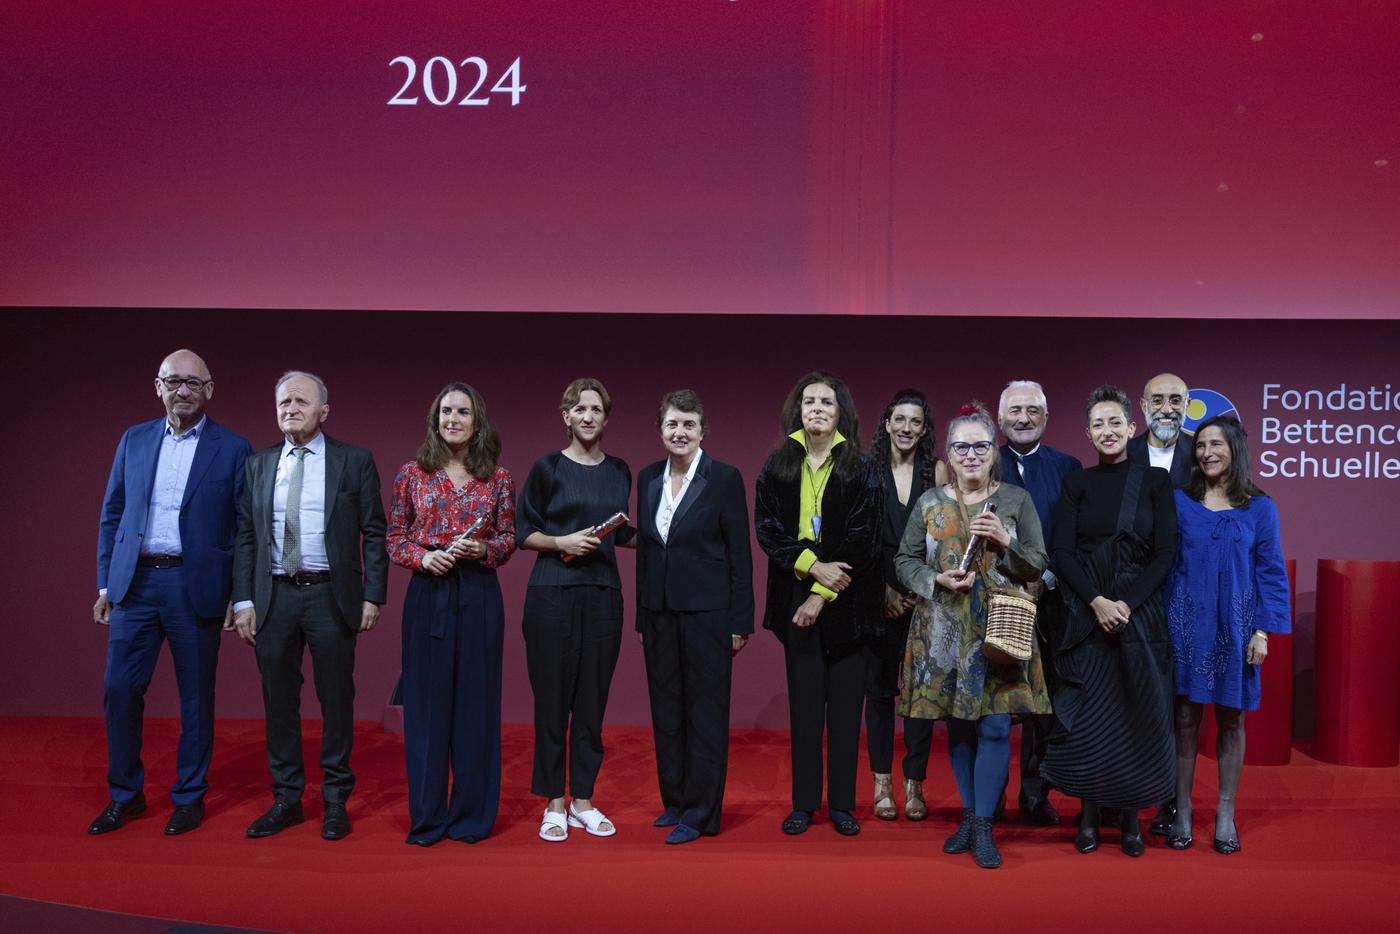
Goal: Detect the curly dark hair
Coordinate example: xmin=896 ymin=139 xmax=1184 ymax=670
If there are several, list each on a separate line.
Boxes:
xmin=872 ymin=388 xmax=938 ymax=489
xmin=415 ymin=382 xmax=501 ymax=480
xmin=767 ymin=370 xmax=864 ymax=483
xmin=1185 ymin=415 xmax=1266 ymax=507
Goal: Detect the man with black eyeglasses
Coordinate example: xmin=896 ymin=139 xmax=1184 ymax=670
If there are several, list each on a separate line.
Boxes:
xmin=91 ymin=349 xmax=251 ymax=836
xmin=1127 ymin=371 xmax=1191 ymax=837
xmin=1128 ymin=372 xmax=1193 ymax=488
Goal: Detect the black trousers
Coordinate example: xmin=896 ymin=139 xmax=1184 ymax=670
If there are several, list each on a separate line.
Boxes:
xmin=1020 ymin=588 xmax=1065 ymax=805
xmin=639 ymin=606 xmax=734 ymax=835
xmin=783 ymin=624 xmax=865 ymax=813
xmin=255 ymin=578 xmax=357 ymax=805
xmin=863 ymin=613 xmax=935 ymax=780
xmin=523 ymin=584 xmax=623 ymax=800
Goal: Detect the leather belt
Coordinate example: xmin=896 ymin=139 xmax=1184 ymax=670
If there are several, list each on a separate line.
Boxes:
xmin=138 ymin=555 xmax=183 ymax=568
xmin=274 ymin=571 xmax=332 ymax=587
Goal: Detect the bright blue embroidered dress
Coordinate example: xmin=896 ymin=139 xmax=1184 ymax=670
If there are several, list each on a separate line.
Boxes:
xmin=1166 ymin=491 xmax=1291 ymax=711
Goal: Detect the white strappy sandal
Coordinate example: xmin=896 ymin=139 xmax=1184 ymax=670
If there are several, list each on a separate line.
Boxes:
xmin=567 ymin=801 xmax=617 ymax=837
xmin=539 ymin=808 xmax=569 ymax=842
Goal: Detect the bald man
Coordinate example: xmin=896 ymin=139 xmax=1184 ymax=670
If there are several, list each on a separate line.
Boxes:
xmin=91 ymin=350 xmax=251 ymax=836
xmin=1127 ymin=372 xmax=1193 ymax=488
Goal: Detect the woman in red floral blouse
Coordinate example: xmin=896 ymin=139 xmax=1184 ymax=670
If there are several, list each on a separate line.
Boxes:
xmin=387 ymin=382 xmax=516 ymax=846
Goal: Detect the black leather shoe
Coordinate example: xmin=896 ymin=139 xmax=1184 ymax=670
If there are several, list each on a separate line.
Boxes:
xmin=829 ymin=810 xmax=860 ymax=836
xmin=246 ymin=800 xmax=304 ymax=838
xmin=781 ymin=810 xmax=812 ymax=835
xmin=1213 ymin=835 xmax=1241 ymax=855
xmin=653 ymin=807 xmax=681 ymax=828
xmin=1024 ymin=798 xmax=1061 ymax=826
xmin=164 ymin=801 xmax=204 ymax=836
xmin=944 ymin=808 xmax=974 ymax=854
xmin=88 ymin=792 xmax=146 ymax=835
xmin=1149 ymin=801 xmax=1176 ymax=836
xmin=321 ymin=803 xmax=352 ymax=840
xmin=1074 ymin=820 xmax=1099 ymax=854
xmin=1166 ymin=832 xmax=1194 ymax=850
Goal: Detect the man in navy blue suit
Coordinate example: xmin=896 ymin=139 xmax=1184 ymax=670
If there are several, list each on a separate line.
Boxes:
xmin=997 ymin=379 xmax=1081 ymax=826
xmin=91 ymin=349 xmax=251 ymax=836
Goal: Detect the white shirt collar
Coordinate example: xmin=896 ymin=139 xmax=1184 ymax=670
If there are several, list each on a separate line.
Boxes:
xmin=665 ymin=449 xmax=704 ymax=485
xmin=1009 ymin=441 xmax=1041 ymax=459
xmin=281 ymin=432 xmax=326 ymax=458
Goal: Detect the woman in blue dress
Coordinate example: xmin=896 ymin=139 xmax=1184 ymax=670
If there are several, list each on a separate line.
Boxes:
xmin=1164 ymin=416 xmax=1290 ymax=854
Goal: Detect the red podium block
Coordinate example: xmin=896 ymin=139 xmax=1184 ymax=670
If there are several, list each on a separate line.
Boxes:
xmin=1314 ymin=559 xmax=1400 ymax=767
xmin=1197 ymin=559 xmax=1296 ymax=765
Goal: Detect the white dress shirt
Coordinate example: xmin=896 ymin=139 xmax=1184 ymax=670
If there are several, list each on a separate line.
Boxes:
xmin=272 ymin=432 xmax=329 ymax=574
xmin=655 ymin=449 xmax=703 ymax=543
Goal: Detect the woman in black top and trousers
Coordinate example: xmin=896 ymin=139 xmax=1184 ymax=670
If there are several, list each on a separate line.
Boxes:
xmin=1042 ymin=384 xmax=1178 ymax=857
xmin=517 ymin=378 xmax=634 ymax=842
xmin=755 ymin=371 xmax=881 ymax=837
xmin=865 ymin=389 xmax=943 ymax=821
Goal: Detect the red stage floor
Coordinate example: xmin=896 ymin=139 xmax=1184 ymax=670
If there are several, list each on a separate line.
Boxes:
xmin=1 ymin=717 xmax=1397 ymax=933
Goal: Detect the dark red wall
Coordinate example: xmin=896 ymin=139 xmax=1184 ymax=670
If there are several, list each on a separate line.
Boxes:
xmin=4 ymin=309 xmax=1396 ymax=726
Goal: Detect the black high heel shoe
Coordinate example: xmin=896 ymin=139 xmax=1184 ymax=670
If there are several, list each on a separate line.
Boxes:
xmin=1213 ymin=818 xmax=1241 ymax=854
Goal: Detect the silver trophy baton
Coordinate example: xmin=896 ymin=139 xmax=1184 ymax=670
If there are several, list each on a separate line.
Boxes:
xmin=957 ymin=501 xmax=998 ymax=573
xmin=450 ymin=513 xmax=488 ymax=549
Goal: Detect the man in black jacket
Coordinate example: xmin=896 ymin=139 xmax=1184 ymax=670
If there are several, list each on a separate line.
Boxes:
xmin=232 ymin=370 xmax=387 ymax=841
xmin=1127 ymin=372 xmax=1193 ymax=488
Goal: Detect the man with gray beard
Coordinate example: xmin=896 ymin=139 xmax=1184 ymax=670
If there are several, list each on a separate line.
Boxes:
xmin=1128 ymin=372 xmax=1193 ymax=488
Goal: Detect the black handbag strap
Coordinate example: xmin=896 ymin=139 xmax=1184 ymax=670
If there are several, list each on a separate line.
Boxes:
xmin=1115 ymin=462 xmax=1146 ymax=534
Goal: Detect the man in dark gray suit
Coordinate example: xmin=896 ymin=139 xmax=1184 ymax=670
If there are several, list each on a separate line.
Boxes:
xmin=232 ymin=371 xmax=387 ymax=840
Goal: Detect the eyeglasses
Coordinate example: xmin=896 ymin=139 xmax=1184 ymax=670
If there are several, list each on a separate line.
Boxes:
xmin=158 ymin=376 xmax=210 ymax=392
xmin=949 ymin=441 xmax=993 ymax=458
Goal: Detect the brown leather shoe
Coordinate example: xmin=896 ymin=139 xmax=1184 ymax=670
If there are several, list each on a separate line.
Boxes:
xmin=904 ymin=779 xmax=927 ymax=821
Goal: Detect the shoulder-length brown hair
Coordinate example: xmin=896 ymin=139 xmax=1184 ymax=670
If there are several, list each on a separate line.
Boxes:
xmin=768 ymin=370 xmax=864 ymax=484
xmin=1185 ymin=415 xmax=1265 ymax=507
xmin=416 ymin=382 xmax=501 ymax=480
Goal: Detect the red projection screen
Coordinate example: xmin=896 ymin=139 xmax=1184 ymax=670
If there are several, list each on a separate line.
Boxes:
xmin=4 ymin=0 xmax=1397 ymax=317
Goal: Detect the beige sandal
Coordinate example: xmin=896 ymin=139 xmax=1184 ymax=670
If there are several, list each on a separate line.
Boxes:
xmin=904 ymin=778 xmax=927 ymax=821
xmin=873 ymin=773 xmax=897 ymax=821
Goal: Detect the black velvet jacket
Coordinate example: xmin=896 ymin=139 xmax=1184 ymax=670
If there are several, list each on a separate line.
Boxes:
xmin=753 ymin=440 xmax=882 ymax=646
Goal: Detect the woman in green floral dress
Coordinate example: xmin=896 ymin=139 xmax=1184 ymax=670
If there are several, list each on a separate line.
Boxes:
xmin=895 ymin=402 xmax=1049 ymax=868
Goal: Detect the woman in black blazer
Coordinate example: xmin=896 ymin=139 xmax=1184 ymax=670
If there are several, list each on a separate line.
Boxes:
xmin=635 ymin=389 xmax=755 ymax=845
xmin=754 ymin=371 xmax=881 ymax=837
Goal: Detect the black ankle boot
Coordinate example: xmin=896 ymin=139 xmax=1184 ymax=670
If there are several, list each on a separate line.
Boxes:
xmin=1120 ymin=810 xmax=1145 ymax=857
xmin=1074 ymin=812 xmax=1100 ymax=853
xmin=943 ymin=808 xmax=974 ymax=854
xmin=971 ymin=816 xmax=1001 ymax=869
